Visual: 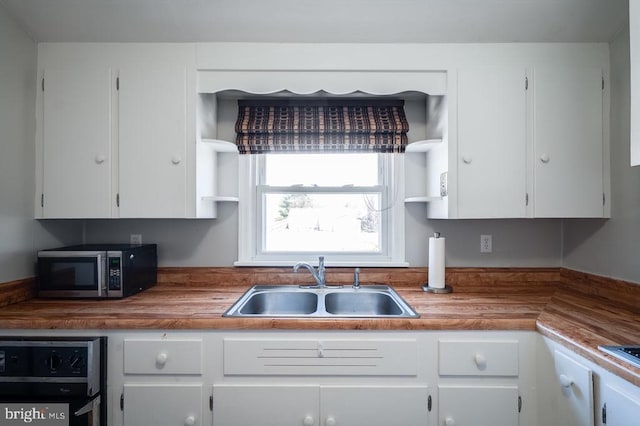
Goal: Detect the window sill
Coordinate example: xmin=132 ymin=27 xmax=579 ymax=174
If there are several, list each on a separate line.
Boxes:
xmin=233 ymin=260 xmax=410 ymax=268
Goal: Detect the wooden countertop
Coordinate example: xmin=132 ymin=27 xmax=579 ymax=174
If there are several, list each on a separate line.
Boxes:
xmin=0 ymin=267 xmax=638 ymax=386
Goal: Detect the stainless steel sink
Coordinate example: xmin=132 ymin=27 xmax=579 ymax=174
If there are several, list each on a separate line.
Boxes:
xmin=223 ymin=285 xmax=419 ymax=318
xmin=324 ymin=291 xmax=404 ymax=316
xmin=237 ymin=289 xmax=318 ymax=315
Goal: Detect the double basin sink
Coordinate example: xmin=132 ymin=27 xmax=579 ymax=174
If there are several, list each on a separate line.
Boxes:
xmin=223 ymin=285 xmax=419 ymax=318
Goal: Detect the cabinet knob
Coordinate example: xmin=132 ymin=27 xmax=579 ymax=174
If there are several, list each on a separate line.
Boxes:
xmin=95 ymin=155 xmax=106 ymax=164
xmin=445 ymin=416 xmax=456 ymax=426
xmin=474 ymin=353 xmax=487 ymax=370
xmin=325 ymin=417 xmax=336 ymax=426
xmin=559 ymin=374 xmax=574 ymax=388
xmin=540 ymin=154 xmax=550 ymax=163
xmin=184 ymin=415 xmax=196 ymax=426
xmin=156 ymin=351 xmax=168 ymax=367
xmin=172 ymin=156 xmax=182 ymax=165
xmin=302 ymin=415 xmax=314 ymax=426
xmin=462 ymin=156 xmax=472 ymax=164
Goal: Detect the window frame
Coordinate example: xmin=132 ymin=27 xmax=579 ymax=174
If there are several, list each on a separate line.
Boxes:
xmin=236 ymin=153 xmax=407 ymax=267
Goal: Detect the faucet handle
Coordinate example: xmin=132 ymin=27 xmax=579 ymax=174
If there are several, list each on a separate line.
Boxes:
xmin=318 ymin=256 xmax=324 ymax=265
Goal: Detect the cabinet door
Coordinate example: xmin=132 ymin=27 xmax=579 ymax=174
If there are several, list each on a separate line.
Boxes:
xmin=118 ymin=65 xmax=189 ymax=218
xmin=553 ymin=350 xmax=594 ymax=426
xmin=457 ymin=67 xmax=527 ymax=218
xmin=631 ymin=0 xmax=640 ymax=166
xmin=123 ymin=384 xmax=202 ymax=426
xmin=439 ymin=385 xmax=519 ymax=426
xmin=212 ymin=385 xmax=319 ymax=426
xmin=41 ymin=65 xmax=113 ymax=218
xmin=601 ymin=383 xmax=640 ymax=426
xmin=533 ymin=66 xmax=604 ymax=217
xmin=321 ymin=385 xmax=429 ymax=426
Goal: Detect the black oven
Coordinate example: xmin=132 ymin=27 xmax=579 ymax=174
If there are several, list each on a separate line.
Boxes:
xmin=0 ymin=337 xmax=106 ymax=426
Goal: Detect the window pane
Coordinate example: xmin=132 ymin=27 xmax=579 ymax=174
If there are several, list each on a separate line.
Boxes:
xmin=264 ymin=153 xmax=379 ymax=186
xmin=264 ymin=193 xmax=381 ymax=253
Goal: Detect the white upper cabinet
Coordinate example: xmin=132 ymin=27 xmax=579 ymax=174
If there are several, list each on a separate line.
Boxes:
xmin=39 ymin=63 xmax=114 ymax=218
xmin=118 ymin=64 xmax=190 ymax=218
xmin=425 ymin=48 xmax=608 ymax=219
xmin=36 ymin=44 xmax=197 ymax=219
xmin=631 ymin=0 xmax=640 ymax=166
xmin=457 ymin=67 xmax=528 ymax=218
xmin=533 ymin=66 xmax=605 ymax=217
xmin=35 ymin=43 xmax=609 ymax=219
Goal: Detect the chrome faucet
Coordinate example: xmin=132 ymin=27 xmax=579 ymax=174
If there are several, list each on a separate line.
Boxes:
xmin=353 ymin=267 xmax=360 ymax=289
xmin=293 ymin=256 xmax=326 ymax=288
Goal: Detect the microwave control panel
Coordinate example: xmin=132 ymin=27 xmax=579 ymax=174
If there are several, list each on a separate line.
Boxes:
xmin=108 ymin=255 xmax=122 ymax=290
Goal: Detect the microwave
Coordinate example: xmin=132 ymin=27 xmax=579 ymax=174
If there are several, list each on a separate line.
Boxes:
xmin=37 ymin=244 xmax=157 ymax=298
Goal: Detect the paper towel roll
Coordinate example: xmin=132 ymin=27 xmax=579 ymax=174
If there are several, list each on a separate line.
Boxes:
xmin=428 ymin=234 xmax=446 ymax=288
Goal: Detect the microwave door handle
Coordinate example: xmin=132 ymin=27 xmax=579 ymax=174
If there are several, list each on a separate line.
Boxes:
xmin=97 ymin=254 xmax=105 ymax=297
xmin=74 ymin=395 xmax=100 ymax=417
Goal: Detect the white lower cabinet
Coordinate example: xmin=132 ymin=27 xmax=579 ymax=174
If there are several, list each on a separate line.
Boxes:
xmin=113 ymin=335 xmax=205 ymax=426
xmin=539 ymin=337 xmax=640 ymax=426
xmin=214 ymin=335 xmax=430 ymax=426
xmin=437 ymin=338 xmax=523 ymax=426
xmin=552 ymin=350 xmax=594 ymax=426
xmin=101 ymin=331 xmax=640 ymax=426
xmin=320 ymin=385 xmax=430 ymax=426
xmin=212 ymin=385 xmax=319 ymax=426
xmin=212 ymin=384 xmax=430 ymax=426
xmin=439 ymin=385 xmax=519 ymax=426
xmin=123 ymin=384 xmax=203 ymax=426
xmin=600 ymin=382 xmax=640 ymax=426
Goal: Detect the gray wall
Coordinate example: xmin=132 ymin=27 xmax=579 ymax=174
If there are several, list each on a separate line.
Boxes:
xmin=85 ymin=201 xmax=562 ymax=268
xmin=563 ymin=27 xmax=640 ymax=284
xmin=0 ymin=5 xmax=81 ymax=283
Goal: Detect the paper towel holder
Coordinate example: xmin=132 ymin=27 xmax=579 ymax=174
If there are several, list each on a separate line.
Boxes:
xmin=422 ymin=283 xmax=453 ymax=293
xmin=422 ymin=232 xmax=453 ymax=293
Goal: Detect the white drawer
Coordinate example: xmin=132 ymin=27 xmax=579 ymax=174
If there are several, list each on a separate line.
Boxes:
xmin=224 ymin=338 xmax=418 ymax=376
xmin=124 ymin=338 xmax=203 ymax=375
xmin=438 ymin=339 xmax=519 ymax=376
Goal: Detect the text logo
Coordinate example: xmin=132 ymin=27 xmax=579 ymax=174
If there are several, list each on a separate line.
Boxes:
xmin=0 ymin=404 xmax=68 ymax=425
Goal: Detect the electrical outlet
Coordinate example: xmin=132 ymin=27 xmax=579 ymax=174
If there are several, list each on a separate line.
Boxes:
xmin=480 ymin=235 xmax=492 ymax=253
xmin=130 ymin=234 xmax=142 ymax=245
xmin=439 ymin=172 xmax=448 ymax=197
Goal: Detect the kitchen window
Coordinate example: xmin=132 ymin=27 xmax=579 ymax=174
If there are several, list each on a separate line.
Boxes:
xmin=236 ymin=152 xmax=406 ymax=266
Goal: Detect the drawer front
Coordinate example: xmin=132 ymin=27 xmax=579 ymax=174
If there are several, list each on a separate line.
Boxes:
xmin=438 ymin=339 xmax=519 ymax=376
xmin=224 ymin=338 xmax=418 ymax=376
xmin=124 ymin=338 xmax=203 ymax=375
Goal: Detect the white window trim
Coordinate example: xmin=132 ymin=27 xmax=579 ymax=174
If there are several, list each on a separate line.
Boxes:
xmin=235 ymin=154 xmax=407 ymax=267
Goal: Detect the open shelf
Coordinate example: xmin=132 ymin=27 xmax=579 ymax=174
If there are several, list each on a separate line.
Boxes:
xmin=201 ymin=195 xmax=239 ymax=202
xmin=404 ymin=196 xmax=443 ymax=203
xmin=201 ymin=139 xmax=238 ymax=153
xmin=404 ymin=139 xmax=442 ymax=153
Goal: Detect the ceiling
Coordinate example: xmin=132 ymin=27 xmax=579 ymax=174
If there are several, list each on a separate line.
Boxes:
xmin=0 ymin=0 xmax=629 ymax=44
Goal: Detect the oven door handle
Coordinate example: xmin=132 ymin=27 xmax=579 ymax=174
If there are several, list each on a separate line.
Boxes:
xmin=74 ymin=395 xmax=100 ymax=417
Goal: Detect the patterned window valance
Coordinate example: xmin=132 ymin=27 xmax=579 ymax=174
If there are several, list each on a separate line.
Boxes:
xmin=234 ymin=99 xmax=409 ymax=154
